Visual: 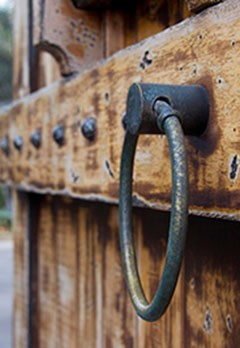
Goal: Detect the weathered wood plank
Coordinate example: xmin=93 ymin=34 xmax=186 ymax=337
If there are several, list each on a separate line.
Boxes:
xmin=186 ymin=0 xmax=222 ymax=13
xmin=100 ymin=206 xmax=137 ymax=347
xmin=12 ymin=3 xmax=32 ymax=348
xmin=185 ymin=216 xmax=240 ymax=347
xmin=33 ymin=0 xmax=104 ymax=75
xmin=136 ymin=0 xmax=190 ymax=41
xmin=12 ymin=1 xmax=30 ymax=99
xmin=13 ymin=192 xmax=29 ymax=348
xmin=34 ymin=197 xmax=138 ymax=347
xmin=136 ymin=209 xmax=185 ymax=348
xmin=38 ymin=52 xmax=61 ymax=88
xmin=1 ymin=0 xmax=240 ymax=220
xmin=55 ymin=200 xmax=78 ymax=348
xmin=104 ymin=10 xmax=125 ymax=57
xmin=37 ymin=197 xmax=57 ymax=348
xmin=77 ymin=205 xmax=101 ymax=347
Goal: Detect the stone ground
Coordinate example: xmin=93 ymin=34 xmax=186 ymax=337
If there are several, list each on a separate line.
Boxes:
xmin=0 ymin=227 xmax=13 ymax=348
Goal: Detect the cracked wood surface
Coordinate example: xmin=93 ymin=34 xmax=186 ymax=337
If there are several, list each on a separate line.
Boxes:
xmin=1 ymin=0 xmax=240 ymax=220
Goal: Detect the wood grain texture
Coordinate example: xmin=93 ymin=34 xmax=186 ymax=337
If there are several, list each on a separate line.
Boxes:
xmin=37 ymin=198 xmax=57 ymax=348
xmin=135 ymin=209 xmax=185 ymax=348
xmin=21 ymin=194 xmax=240 ymax=348
xmin=10 ymin=1 xmax=240 ymax=348
xmin=13 ymin=192 xmax=29 ymax=348
xmin=12 ymin=3 xmax=32 ymax=348
xmin=38 ymin=52 xmax=61 ymax=88
xmin=100 ymin=206 xmax=137 ymax=348
xmin=185 ymin=216 xmax=240 ymax=347
xmin=33 ymin=197 xmax=139 ymax=348
xmin=33 ymin=0 xmax=104 ymax=75
xmin=136 ymin=0 xmax=190 ymax=41
xmin=186 ymin=0 xmax=222 ymax=13
xmin=12 ymin=0 xmax=30 ymax=99
xmin=1 ymin=0 xmax=240 ymax=220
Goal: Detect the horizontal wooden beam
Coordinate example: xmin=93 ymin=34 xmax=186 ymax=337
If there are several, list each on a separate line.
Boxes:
xmin=1 ymin=0 xmax=240 ymax=220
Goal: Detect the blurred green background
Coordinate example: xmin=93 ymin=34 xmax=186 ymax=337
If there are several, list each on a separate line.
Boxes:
xmin=0 ymin=1 xmax=12 ymax=229
xmin=0 ymin=3 xmax=12 ymax=103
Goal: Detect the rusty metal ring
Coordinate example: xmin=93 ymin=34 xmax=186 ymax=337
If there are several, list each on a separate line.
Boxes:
xmin=119 ymin=115 xmax=188 ymax=322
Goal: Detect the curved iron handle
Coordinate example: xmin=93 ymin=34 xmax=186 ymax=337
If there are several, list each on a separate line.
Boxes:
xmin=119 ymin=109 xmax=188 ymax=322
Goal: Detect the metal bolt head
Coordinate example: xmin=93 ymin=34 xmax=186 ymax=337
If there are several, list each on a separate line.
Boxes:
xmin=0 ymin=137 xmax=9 ymax=156
xmin=81 ymin=117 xmax=96 ymax=141
xmin=13 ymin=135 xmax=23 ymax=151
xmin=52 ymin=125 xmax=65 ymax=147
xmin=30 ymin=130 xmax=41 ymax=149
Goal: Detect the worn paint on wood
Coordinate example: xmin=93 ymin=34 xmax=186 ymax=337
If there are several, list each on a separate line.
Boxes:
xmin=1 ymin=0 xmax=240 ymax=220
xmin=10 ymin=1 xmax=240 ymax=347
xmin=32 ymin=197 xmax=139 ymax=347
xmin=33 ymin=0 xmax=104 ymax=75
xmin=30 ymin=196 xmax=240 ymax=347
xmin=185 ymin=216 xmax=240 ymax=347
xmin=33 ymin=0 xmax=190 ymax=75
xmin=12 ymin=3 xmax=32 ymax=348
xmin=136 ymin=0 xmax=190 ymax=41
xmin=13 ymin=192 xmax=29 ymax=348
xmin=135 ymin=209 xmax=185 ymax=348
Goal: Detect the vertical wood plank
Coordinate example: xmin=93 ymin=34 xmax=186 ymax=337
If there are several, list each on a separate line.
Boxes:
xmin=37 ymin=196 xmax=57 ymax=348
xmin=99 ymin=206 xmax=137 ymax=348
xmin=104 ymin=10 xmax=125 ymax=57
xmin=13 ymin=192 xmax=29 ymax=348
xmin=33 ymin=0 xmax=104 ymax=75
xmin=55 ymin=199 xmax=78 ymax=348
xmin=12 ymin=2 xmax=31 ymax=348
xmin=185 ymin=216 xmax=240 ymax=348
xmin=77 ymin=205 xmax=102 ymax=348
xmin=12 ymin=0 xmax=30 ymax=99
xmin=38 ymin=52 xmax=61 ymax=88
xmin=136 ymin=0 xmax=190 ymax=42
xmin=103 ymin=9 xmax=139 ymax=347
xmin=136 ymin=209 xmax=185 ymax=348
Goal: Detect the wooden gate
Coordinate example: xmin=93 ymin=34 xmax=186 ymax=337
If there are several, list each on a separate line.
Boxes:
xmin=1 ymin=0 xmax=240 ymax=346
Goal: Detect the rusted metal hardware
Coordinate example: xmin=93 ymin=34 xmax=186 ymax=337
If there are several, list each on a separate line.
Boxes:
xmin=0 ymin=136 xmax=9 ymax=156
xmin=52 ymin=125 xmax=65 ymax=147
xmin=30 ymin=130 xmax=41 ymax=149
xmin=119 ymin=83 xmax=209 ymax=321
xmin=81 ymin=117 xmax=96 ymax=141
xmin=13 ymin=135 xmax=23 ymax=151
xmin=124 ymin=83 xmax=209 ymax=136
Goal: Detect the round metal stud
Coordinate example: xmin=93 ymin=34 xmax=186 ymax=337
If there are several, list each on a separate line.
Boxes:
xmin=81 ymin=117 xmax=96 ymax=141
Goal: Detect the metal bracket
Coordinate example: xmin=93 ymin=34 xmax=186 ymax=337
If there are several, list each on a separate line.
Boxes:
xmin=124 ymin=83 xmax=209 ymax=136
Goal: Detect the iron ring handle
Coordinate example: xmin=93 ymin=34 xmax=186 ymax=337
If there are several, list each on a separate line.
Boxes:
xmin=119 ymin=114 xmax=188 ymax=322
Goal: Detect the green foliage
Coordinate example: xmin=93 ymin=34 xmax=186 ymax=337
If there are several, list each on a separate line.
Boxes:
xmin=0 ymin=188 xmax=5 ymax=208
xmin=0 ymin=6 xmax=13 ymax=228
xmin=0 ymin=7 xmax=12 ymax=102
xmin=0 ymin=209 xmax=11 ymax=227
